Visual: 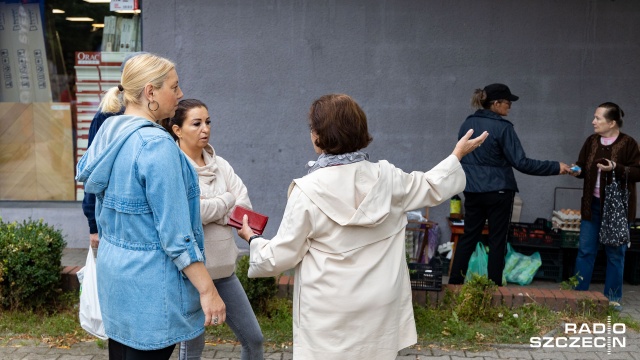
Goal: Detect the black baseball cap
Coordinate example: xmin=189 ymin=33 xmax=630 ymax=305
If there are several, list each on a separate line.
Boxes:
xmin=484 ymin=83 xmax=519 ymax=102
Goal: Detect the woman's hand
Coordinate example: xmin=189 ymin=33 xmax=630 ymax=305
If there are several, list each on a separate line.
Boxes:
xmin=89 ymin=233 xmax=99 ymax=249
xmin=237 ymin=214 xmax=256 ymax=242
xmin=597 ymin=159 xmax=616 ymax=172
xmin=559 ymin=162 xmax=571 ymax=175
xmin=182 ymin=262 xmax=226 ymax=327
xmin=452 ymin=129 xmax=489 ymax=160
xmin=200 ymin=286 xmax=226 ymax=327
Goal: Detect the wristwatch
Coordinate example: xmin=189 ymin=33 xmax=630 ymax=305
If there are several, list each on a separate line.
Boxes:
xmin=248 ymin=234 xmax=262 ymax=244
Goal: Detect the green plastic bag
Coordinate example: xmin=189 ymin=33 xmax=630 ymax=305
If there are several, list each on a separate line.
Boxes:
xmin=464 ymin=242 xmax=488 ymax=283
xmin=504 ymin=243 xmax=542 ymax=285
xmin=464 ymin=242 xmax=508 ymax=285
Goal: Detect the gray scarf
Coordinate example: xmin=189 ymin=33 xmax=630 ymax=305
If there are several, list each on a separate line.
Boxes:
xmin=306 ymin=151 xmax=369 ymax=174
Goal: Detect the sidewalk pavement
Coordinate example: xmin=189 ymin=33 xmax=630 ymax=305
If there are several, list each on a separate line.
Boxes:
xmin=1 ymin=248 xmax=638 ymax=359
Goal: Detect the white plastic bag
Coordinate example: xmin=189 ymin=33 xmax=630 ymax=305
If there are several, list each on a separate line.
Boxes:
xmin=78 ymin=247 xmax=108 ymax=339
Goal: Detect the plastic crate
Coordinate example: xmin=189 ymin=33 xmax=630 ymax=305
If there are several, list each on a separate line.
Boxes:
xmin=508 ymin=221 xmax=561 ymax=248
xmin=561 ymin=230 xmax=580 ymax=248
xmin=562 ymin=248 xmax=577 ymax=280
xmin=562 ymin=247 xmax=606 ymax=283
xmin=630 ymin=219 xmax=640 ymax=251
xmin=408 ymin=260 xmax=443 ymax=291
xmin=511 ymin=244 xmax=563 ymax=282
xmin=625 ymin=251 xmax=640 ymax=285
xmin=592 ymin=253 xmax=607 ymax=283
xmin=438 ymin=256 xmax=450 ymax=275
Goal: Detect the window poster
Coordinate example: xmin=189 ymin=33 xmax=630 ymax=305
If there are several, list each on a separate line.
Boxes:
xmin=0 ymin=0 xmax=52 ymax=103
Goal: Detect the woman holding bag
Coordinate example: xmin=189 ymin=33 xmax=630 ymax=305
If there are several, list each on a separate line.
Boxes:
xmin=570 ymin=102 xmax=640 ymax=310
xmin=161 ymin=99 xmax=264 ymax=359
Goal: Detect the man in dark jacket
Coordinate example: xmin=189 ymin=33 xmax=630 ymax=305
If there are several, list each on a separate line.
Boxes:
xmin=448 ymin=83 xmax=570 ymax=286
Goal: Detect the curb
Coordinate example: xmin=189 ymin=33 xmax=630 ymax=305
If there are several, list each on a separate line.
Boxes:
xmin=61 ymin=266 xmax=81 ymax=291
xmin=61 ymin=268 xmax=609 ymax=314
xmin=276 ymin=275 xmax=608 ymax=312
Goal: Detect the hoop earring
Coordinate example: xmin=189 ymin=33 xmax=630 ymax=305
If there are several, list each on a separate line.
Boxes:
xmin=148 ymin=100 xmax=160 ymax=111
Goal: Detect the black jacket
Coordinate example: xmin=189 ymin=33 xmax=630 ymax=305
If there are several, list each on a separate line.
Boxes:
xmin=81 ymin=109 xmax=123 ymax=234
xmin=458 ymin=109 xmax=559 ymax=193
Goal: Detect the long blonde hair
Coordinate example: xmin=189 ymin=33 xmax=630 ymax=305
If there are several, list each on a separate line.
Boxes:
xmin=99 ymin=53 xmax=176 ymax=113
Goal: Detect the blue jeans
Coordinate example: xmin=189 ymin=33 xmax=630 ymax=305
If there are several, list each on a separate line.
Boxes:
xmin=179 ymin=274 xmax=264 ymax=360
xmin=574 ymin=196 xmax=627 ymax=302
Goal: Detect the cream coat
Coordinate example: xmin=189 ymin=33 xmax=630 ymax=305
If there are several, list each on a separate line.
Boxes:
xmin=187 ymin=144 xmax=251 ymax=279
xmin=249 ymin=155 xmax=465 ymax=359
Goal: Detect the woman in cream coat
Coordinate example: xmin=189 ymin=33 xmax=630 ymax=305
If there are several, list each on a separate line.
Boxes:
xmin=237 ymin=94 xmax=486 ymax=359
xmin=162 ymin=99 xmax=264 ymax=360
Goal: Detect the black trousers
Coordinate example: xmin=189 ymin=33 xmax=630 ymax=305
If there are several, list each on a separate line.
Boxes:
xmin=448 ymin=190 xmax=515 ymax=286
xmin=109 ymin=339 xmax=176 ymax=360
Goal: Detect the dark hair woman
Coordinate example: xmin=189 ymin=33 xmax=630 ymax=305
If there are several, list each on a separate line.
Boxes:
xmin=448 ymin=83 xmax=570 ymax=287
xmin=162 ymin=99 xmax=264 ymax=359
xmin=236 ymin=93 xmax=487 ymax=359
xmin=570 ymin=102 xmax=640 ymax=311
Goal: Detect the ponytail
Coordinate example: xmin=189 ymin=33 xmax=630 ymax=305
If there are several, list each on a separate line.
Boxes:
xmin=99 ymin=86 xmax=123 ymax=113
xmin=471 ymin=88 xmax=488 ymax=109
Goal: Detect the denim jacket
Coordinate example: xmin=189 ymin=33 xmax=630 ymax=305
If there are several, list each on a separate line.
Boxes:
xmin=76 ymin=115 xmax=206 ymax=350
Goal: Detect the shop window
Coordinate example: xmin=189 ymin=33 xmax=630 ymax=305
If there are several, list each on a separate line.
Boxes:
xmin=0 ymin=0 xmax=141 ymax=201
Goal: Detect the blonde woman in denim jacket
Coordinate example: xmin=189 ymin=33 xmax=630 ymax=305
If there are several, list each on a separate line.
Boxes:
xmin=76 ymin=54 xmax=223 ymax=360
xmin=162 ymin=99 xmax=264 ymax=360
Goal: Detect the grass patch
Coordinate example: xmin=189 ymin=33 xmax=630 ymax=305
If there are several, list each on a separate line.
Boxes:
xmin=0 ymin=282 xmax=638 ymax=350
xmin=413 ymin=276 xmax=640 ymax=351
xmin=0 ymin=291 xmax=91 ymax=348
xmin=414 ymin=301 xmax=564 ymax=350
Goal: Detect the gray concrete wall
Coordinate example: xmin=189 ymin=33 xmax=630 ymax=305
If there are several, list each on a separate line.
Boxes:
xmin=140 ymin=0 xmax=640 ymax=245
xmin=0 ymin=202 xmax=88 ymax=249
xmin=4 ymin=0 xmax=639 ymax=249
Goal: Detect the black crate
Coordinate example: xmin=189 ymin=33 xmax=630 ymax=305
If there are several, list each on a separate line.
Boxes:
xmin=561 ymin=230 xmax=580 ymax=248
xmin=630 ymin=219 xmax=640 ymax=251
xmin=562 ymin=247 xmax=607 ymax=283
xmin=592 ymin=251 xmax=607 ymax=283
xmin=408 ymin=260 xmax=443 ymax=291
xmin=508 ymin=223 xmax=530 ymax=241
xmin=624 ymin=251 xmax=640 ymax=285
xmin=508 ymin=222 xmax=561 ymax=248
xmin=438 ymin=256 xmax=450 ymax=275
xmin=533 ymin=217 xmax=552 ymax=231
xmin=511 ymin=244 xmax=563 ymax=282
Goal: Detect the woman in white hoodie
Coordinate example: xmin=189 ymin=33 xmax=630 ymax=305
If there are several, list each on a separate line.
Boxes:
xmin=237 ymin=93 xmax=487 ymax=359
xmin=162 ymin=99 xmax=264 ymax=360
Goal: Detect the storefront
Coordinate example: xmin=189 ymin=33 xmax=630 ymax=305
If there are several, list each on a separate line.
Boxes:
xmin=0 ymin=0 xmax=141 ymax=201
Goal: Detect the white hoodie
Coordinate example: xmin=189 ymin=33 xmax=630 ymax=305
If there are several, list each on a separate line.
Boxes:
xmin=186 ymin=144 xmax=251 ymax=280
xmin=248 ymin=154 xmax=465 ymax=360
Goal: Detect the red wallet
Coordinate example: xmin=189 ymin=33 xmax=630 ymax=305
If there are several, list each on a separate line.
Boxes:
xmin=228 ymin=206 xmax=269 ymax=235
